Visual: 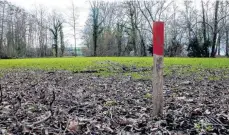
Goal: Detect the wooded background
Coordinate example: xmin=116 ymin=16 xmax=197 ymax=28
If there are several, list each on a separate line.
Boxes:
xmin=0 ymin=0 xmax=228 ymax=58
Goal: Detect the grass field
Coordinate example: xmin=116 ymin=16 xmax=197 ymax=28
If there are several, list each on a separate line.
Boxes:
xmin=0 ymin=57 xmax=229 ymax=70
xmin=1 ymin=57 xmax=229 ymax=79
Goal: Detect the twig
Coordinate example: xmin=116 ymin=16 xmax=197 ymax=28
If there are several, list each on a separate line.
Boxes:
xmin=205 ymin=115 xmax=229 ymax=129
xmin=49 ymin=90 xmax=56 ymax=115
xmin=25 ymin=111 xmax=52 ymax=127
xmin=0 ymin=84 xmax=2 ymax=104
xmin=63 ymin=118 xmax=70 ymax=134
xmin=17 ymin=93 xmax=21 ymax=107
xmin=110 ymin=107 xmax=113 ymax=120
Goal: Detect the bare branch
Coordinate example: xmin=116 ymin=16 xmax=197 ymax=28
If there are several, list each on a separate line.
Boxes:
xmin=137 ymin=1 xmax=153 ymax=33
xmin=143 ymin=1 xmax=155 ymax=22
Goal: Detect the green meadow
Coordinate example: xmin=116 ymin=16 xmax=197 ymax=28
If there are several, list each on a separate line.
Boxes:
xmin=0 ymin=57 xmax=229 ymax=69
xmin=0 ymin=57 xmax=229 ymax=79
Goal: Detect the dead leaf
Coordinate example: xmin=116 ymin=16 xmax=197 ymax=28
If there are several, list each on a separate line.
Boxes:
xmin=68 ymin=120 xmax=79 ymax=133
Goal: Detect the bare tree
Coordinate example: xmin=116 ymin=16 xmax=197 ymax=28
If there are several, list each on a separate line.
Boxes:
xmin=68 ymin=1 xmax=78 ymax=56
xmin=113 ymin=3 xmax=127 ymax=56
xmin=80 ymin=0 xmax=229 ymax=57
xmin=35 ymin=5 xmax=48 ymax=57
xmin=60 ymin=24 xmax=65 ymax=57
xmin=223 ymin=1 xmax=229 ymax=57
xmin=211 ymin=1 xmax=219 ymax=57
xmin=0 ymin=1 xmax=6 ymax=57
xmin=116 ymin=23 xmax=124 ymax=56
xmin=49 ymin=11 xmax=63 ymax=57
xmin=0 ymin=1 xmax=55 ymax=58
xmin=121 ymin=1 xmax=139 ymax=56
xmin=201 ymin=0 xmax=207 ymax=44
xmin=226 ymin=28 xmax=229 ymax=57
xmin=128 ymin=1 xmax=137 ymax=56
xmin=90 ymin=1 xmax=106 ymax=56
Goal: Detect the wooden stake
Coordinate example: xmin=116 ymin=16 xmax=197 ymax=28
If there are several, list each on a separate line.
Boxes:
xmin=152 ymin=22 xmax=164 ymax=117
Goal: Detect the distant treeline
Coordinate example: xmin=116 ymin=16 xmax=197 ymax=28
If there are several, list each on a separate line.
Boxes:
xmin=82 ymin=1 xmax=229 ymax=57
xmin=0 ymin=1 xmax=229 ymax=58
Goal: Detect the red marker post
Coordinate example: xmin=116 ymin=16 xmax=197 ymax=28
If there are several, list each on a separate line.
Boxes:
xmin=152 ymin=22 xmax=164 ymax=117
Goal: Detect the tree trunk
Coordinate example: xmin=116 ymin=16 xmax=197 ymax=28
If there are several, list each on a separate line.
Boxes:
xmin=217 ymin=34 xmax=221 ymax=56
xmin=92 ymin=8 xmax=99 ymax=56
xmin=72 ymin=3 xmax=77 ymax=57
xmin=45 ymin=28 xmax=48 ymax=56
xmin=226 ymin=29 xmax=229 ymax=57
xmin=136 ymin=26 xmax=146 ymax=56
xmin=50 ymin=15 xmax=63 ymax=57
xmin=117 ymin=23 xmax=123 ymax=56
xmin=93 ymin=31 xmax=97 ymax=56
xmin=74 ymin=32 xmax=77 ymax=57
xmin=60 ymin=25 xmax=65 ymax=57
xmin=117 ymin=38 xmax=122 ymax=56
xmin=129 ymin=2 xmax=137 ymax=56
xmin=54 ymin=37 xmax=58 ymax=57
xmin=201 ymin=0 xmax=207 ymax=44
xmin=0 ymin=3 xmax=5 ymax=57
xmin=211 ymin=1 xmax=219 ymax=57
xmin=54 ymin=29 xmax=58 ymax=57
xmin=141 ymin=37 xmax=147 ymax=56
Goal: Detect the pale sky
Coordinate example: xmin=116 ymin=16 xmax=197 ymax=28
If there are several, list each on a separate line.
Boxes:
xmin=6 ymin=0 xmax=91 ymax=47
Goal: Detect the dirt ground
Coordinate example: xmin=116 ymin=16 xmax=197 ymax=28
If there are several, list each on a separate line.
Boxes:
xmin=0 ymin=68 xmax=229 ymax=135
